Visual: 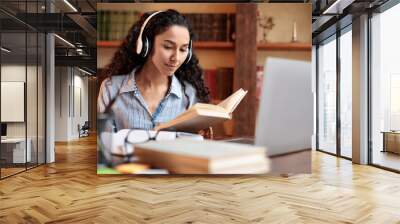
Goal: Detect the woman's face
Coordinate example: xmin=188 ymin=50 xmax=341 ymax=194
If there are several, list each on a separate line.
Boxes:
xmin=150 ymin=25 xmax=190 ymax=76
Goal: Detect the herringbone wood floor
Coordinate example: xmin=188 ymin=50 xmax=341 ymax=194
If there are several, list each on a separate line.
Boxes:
xmin=1 ymin=135 xmax=400 ymax=223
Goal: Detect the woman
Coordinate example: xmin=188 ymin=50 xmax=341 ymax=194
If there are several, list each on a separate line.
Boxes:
xmin=98 ymin=9 xmax=211 ymax=135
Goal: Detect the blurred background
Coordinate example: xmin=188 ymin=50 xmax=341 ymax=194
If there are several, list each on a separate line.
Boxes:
xmin=97 ymin=3 xmax=312 ymax=139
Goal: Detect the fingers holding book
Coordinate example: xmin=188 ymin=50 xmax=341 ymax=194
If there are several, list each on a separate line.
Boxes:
xmin=198 ymin=126 xmax=214 ymax=139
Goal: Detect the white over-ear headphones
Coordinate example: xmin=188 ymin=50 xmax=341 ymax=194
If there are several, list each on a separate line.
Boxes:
xmin=136 ymin=11 xmax=193 ymax=64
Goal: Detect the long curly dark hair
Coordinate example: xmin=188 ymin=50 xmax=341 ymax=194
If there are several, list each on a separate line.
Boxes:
xmin=102 ymin=9 xmax=210 ymax=103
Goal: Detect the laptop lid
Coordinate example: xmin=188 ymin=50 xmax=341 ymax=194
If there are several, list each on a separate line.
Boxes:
xmin=255 ymin=58 xmax=313 ymax=156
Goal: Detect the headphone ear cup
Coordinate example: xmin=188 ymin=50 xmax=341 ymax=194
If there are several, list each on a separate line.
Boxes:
xmin=184 ymin=49 xmax=192 ymax=64
xmin=141 ymin=37 xmax=149 ymax=58
xmin=184 ymin=41 xmax=193 ymax=64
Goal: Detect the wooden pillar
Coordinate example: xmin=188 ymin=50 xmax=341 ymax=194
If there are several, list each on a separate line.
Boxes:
xmin=234 ymin=4 xmax=257 ymax=137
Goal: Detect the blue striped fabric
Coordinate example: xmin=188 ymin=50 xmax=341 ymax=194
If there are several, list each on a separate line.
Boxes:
xmin=98 ymin=68 xmax=198 ymax=131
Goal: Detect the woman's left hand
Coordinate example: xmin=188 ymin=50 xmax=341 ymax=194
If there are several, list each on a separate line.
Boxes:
xmin=198 ymin=127 xmax=214 ymax=139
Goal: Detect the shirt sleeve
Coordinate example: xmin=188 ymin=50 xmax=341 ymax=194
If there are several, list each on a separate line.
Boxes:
xmin=97 ymin=78 xmax=112 ymax=113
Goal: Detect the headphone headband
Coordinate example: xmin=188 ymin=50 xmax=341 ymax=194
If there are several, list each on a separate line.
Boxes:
xmin=136 ymin=11 xmax=163 ymax=55
xmin=135 ymin=10 xmax=192 ymax=65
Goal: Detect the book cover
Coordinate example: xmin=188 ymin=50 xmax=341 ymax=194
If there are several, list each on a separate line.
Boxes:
xmin=203 ymin=69 xmax=217 ymax=100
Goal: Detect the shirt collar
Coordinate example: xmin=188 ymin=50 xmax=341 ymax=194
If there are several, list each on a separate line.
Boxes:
xmin=169 ymin=74 xmax=183 ymax=99
xmin=119 ymin=68 xmax=182 ymax=99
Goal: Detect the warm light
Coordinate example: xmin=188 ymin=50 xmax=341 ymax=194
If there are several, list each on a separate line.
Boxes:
xmin=63 ymin=0 xmax=78 ymax=12
xmin=322 ymin=0 xmax=354 ymax=15
xmin=54 ymin=34 xmax=75 ymax=48
xmin=78 ymin=67 xmax=93 ymax=76
xmin=1 ymin=47 xmax=11 ymax=53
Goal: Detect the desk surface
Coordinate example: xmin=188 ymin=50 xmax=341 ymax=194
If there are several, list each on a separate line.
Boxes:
xmin=381 ymin=131 xmax=400 ymax=134
xmin=269 ymin=149 xmax=311 ymax=175
xmin=98 ymin=149 xmax=311 ymax=175
xmin=1 ymin=138 xmax=28 ymax=143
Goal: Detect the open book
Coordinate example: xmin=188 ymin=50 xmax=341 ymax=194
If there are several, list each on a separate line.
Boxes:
xmin=154 ymin=88 xmax=248 ymax=133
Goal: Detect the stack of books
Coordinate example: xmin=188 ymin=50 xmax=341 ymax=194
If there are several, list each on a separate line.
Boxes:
xmin=97 ymin=10 xmax=140 ymax=41
xmin=183 ymin=13 xmax=235 ymax=42
xmin=134 ymin=139 xmax=269 ymax=174
xmin=97 ymin=11 xmax=236 ymax=42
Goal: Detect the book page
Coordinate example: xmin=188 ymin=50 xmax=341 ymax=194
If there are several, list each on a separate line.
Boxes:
xmin=217 ymin=88 xmax=248 ymax=113
xmin=154 ymin=93 xmax=246 ymax=132
xmin=191 ymin=103 xmax=227 ymax=113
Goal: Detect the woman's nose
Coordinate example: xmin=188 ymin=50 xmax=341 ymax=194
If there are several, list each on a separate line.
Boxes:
xmin=170 ymin=50 xmax=184 ymax=63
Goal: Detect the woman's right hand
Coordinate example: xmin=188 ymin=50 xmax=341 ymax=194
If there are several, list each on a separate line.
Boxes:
xmin=198 ymin=127 xmax=214 ymax=139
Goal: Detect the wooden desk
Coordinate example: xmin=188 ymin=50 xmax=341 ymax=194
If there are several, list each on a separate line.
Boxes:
xmin=382 ymin=131 xmax=400 ymax=154
xmin=1 ymin=138 xmax=32 ymax=164
xmin=98 ymin=138 xmax=311 ymax=175
xmin=222 ymin=137 xmax=311 ymax=175
xmin=269 ymin=149 xmax=311 ymax=175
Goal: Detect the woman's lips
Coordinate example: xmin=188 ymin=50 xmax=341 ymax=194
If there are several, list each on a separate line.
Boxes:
xmin=165 ymin=63 xmax=178 ymax=70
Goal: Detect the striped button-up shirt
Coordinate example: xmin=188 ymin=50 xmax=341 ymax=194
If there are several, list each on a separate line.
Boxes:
xmin=97 ymin=68 xmax=198 ymax=131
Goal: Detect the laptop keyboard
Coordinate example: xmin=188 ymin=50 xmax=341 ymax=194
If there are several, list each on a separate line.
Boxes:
xmin=223 ymin=137 xmax=255 ymax=145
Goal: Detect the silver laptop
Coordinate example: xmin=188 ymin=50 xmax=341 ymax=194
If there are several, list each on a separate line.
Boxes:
xmin=225 ymin=58 xmax=313 ymax=156
xmin=254 ymin=57 xmax=313 ymax=156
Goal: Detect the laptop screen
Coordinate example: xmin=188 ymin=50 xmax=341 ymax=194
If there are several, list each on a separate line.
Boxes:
xmin=255 ymin=58 xmax=313 ymax=156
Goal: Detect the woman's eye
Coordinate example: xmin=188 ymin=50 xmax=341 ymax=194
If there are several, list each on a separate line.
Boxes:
xmin=180 ymin=48 xmax=188 ymax=52
xmin=163 ymin=45 xmax=172 ymax=49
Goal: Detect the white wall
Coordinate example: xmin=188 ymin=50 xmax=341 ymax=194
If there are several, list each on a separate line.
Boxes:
xmin=71 ymin=72 xmax=89 ymax=139
xmin=54 ymin=67 xmax=89 ymax=141
xmin=55 ymin=66 xmax=69 ymax=141
xmin=1 ymin=64 xmax=46 ymax=164
xmin=1 ymin=65 xmax=34 ymax=138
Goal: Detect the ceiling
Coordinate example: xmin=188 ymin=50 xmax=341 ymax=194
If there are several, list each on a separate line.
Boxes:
xmin=312 ymin=0 xmax=390 ymax=43
xmin=0 ymin=0 xmax=96 ymax=73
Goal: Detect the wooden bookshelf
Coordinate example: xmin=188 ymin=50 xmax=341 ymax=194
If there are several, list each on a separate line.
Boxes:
xmin=257 ymin=42 xmax=311 ymax=51
xmin=97 ymin=41 xmax=122 ymax=48
xmin=194 ymin=41 xmax=234 ymax=50
xmin=98 ymin=41 xmax=310 ymax=51
xmin=211 ymin=99 xmax=222 ymax=104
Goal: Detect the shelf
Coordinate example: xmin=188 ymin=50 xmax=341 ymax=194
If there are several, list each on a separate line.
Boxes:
xmin=193 ymin=41 xmax=234 ymax=50
xmin=257 ymin=42 xmax=311 ymax=51
xmin=97 ymin=41 xmax=234 ymax=50
xmin=97 ymin=41 xmax=122 ymax=48
xmin=98 ymin=41 xmax=311 ymax=51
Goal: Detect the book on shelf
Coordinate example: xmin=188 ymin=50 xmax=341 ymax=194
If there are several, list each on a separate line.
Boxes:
xmin=203 ymin=67 xmax=234 ymax=102
xmin=97 ymin=11 xmax=102 ymax=41
xmin=97 ymin=11 xmax=235 ymax=43
xmin=97 ymin=10 xmax=140 ymax=41
xmin=154 ymin=88 xmax=247 ymax=133
xmin=134 ymin=139 xmax=269 ymax=174
xmin=183 ymin=13 xmax=234 ymax=42
xmin=228 ymin=13 xmax=236 ymax=42
xmin=216 ymin=67 xmax=234 ymax=99
xmin=203 ymin=69 xmax=217 ymax=99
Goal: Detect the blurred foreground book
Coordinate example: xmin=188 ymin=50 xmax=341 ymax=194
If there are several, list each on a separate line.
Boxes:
xmin=134 ymin=139 xmax=269 ymax=174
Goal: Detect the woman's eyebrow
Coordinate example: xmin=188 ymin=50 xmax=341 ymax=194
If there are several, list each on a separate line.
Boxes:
xmin=164 ymin=39 xmax=189 ymax=47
